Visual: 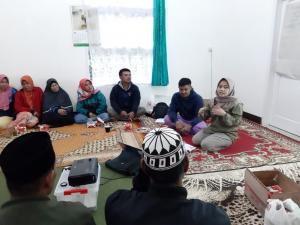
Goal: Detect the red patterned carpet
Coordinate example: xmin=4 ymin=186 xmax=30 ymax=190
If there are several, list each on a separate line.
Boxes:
xmin=185 ymin=119 xmax=300 ymax=175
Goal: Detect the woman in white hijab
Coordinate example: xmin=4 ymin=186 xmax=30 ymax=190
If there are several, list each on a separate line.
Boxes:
xmin=192 ymin=78 xmax=243 ymax=152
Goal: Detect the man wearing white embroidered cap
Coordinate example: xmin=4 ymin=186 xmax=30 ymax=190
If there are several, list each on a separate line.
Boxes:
xmin=105 ymin=127 xmax=230 ymax=225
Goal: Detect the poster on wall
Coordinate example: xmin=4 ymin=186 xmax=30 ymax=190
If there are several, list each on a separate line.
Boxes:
xmin=71 ymin=6 xmax=89 ymax=47
xmin=276 ymin=0 xmax=300 ymax=79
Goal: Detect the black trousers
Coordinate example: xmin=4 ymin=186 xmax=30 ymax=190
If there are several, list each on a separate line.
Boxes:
xmin=42 ymin=112 xmax=74 ymax=127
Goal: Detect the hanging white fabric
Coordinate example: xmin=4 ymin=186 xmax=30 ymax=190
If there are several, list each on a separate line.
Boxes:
xmin=85 ymin=2 xmax=153 ymax=86
xmin=275 ymin=0 xmax=300 ymax=80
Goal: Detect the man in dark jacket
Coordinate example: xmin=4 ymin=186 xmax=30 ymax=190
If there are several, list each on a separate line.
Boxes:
xmin=164 ymin=77 xmax=207 ymax=135
xmin=0 ymin=132 xmax=96 ymax=225
xmin=105 ymin=127 xmax=231 ymax=225
xmin=108 ymin=68 xmax=145 ymax=120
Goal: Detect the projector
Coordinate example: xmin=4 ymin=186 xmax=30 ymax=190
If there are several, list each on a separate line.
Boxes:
xmin=68 ymin=158 xmax=99 ymax=186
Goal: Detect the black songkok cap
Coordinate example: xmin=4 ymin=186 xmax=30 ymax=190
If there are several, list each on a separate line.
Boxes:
xmin=0 ymin=132 xmax=55 ymax=185
xmin=142 ymin=127 xmax=185 ymax=171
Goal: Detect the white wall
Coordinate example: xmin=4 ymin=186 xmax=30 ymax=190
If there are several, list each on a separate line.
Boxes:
xmin=165 ymin=0 xmax=277 ymax=116
xmin=158 ymin=0 xmax=215 ymax=101
xmin=0 ymin=0 xmax=277 ymax=118
xmin=0 ymin=0 xmax=89 ymax=104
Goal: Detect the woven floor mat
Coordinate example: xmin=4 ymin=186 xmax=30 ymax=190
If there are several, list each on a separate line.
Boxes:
xmin=56 ymin=117 xmax=158 ymax=167
xmin=184 ymin=163 xmax=300 ymax=225
xmin=187 ymin=184 xmax=264 ymax=225
xmin=0 ymin=129 xmax=71 ymax=149
xmin=0 ymin=121 xmax=130 ymax=167
xmin=0 ymin=116 xmax=159 ymax=167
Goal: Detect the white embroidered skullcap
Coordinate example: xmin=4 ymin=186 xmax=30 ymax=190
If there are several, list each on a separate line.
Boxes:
xmin=142 ymin=127 xmax=185 ymax=171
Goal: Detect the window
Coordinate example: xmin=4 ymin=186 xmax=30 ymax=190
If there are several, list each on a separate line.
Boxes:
xmin=86 ymin=0 xmax=153 ymax=85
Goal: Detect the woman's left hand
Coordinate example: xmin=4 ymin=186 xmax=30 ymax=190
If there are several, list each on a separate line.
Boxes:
xmin=212 ymin=105 xmax=226 ymax=116
xmin=89 ymin=112 xmax=96 ymax=118
xmin=128 ymin=112 xmax=135 ymax=120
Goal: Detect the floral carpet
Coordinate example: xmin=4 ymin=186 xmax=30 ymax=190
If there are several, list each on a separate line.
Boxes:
xmin=1 ymin=117 xmax=300 ymax=225
xmin=185 ymin=119 xmax=300 ymax=175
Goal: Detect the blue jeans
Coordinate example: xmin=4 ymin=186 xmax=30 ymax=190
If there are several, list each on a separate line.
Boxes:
xmin=74 ymin=112 xmax=110 ymax=124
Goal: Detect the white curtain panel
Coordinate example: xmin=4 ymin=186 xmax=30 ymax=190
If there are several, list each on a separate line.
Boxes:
xmin=86 ymin=3 xmax=153 ymax=86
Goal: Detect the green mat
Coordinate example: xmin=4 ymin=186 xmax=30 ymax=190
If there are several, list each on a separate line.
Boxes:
xmin=0 ymin=164 xmax=132 ymax=225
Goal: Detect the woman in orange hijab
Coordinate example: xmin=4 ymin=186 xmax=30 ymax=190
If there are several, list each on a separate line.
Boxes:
xmin=8 ymin=75 xmax=43 ymax=128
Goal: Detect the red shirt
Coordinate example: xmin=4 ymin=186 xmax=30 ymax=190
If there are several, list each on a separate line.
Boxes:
xmin=14 ymin=87 xmax=43 ymax=118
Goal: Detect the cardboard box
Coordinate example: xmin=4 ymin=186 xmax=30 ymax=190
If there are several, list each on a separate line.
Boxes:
xmin=245 ymin=169 xmax=300 ymax=214
xmin=119 ymin=131 xmax=143 ymax=150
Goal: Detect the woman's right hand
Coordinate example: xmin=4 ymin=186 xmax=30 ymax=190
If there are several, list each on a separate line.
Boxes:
xmin=212 ymin=105 xmax=226 ymax=116
xmin=198 ymin=107 xmax=208 ymax=117
xmin=88 ymin=112 xmax=96 ymax=118
xmin=175 ymin=121 xmax=184 ymax=131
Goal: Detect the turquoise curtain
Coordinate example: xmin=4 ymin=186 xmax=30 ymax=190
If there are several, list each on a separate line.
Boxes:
xmin=152 ymin=0 xmax=169 ymax=86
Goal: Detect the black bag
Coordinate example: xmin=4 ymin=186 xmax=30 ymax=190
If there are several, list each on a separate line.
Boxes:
xmin=151 ymin=102 xmax=169 ymax=119
xmin=105 ymin=146 xmax=141 ymax=176
xmin=68 ymin=158 xmax=98 ymax=186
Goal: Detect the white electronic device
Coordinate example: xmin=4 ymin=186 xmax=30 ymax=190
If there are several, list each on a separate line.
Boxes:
xmin=54 ymin=164 xmax=101 ymax=210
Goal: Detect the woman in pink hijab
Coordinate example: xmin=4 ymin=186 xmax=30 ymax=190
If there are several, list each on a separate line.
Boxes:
xmin=74 ymin=78 xmax=109 ymax=123
xmin=0 ymin=74 xmax=17 ymax=129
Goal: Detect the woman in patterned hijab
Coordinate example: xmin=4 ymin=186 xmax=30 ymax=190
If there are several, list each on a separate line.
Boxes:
xmin=192 ymin=78 xmax=243 ymax=152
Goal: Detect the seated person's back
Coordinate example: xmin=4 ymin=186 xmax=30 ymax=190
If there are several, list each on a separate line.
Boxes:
xmin=0 ymin=132 xmax=96 ymax=225
xmin=105 ymin=127 xmax=230 ymax=225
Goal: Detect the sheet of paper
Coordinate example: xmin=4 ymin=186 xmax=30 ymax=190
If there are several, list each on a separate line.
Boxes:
xmin=155 ymin=118 xmax=165 ymax=124
xmin=183 ymin=142 xmax=196 ymax=153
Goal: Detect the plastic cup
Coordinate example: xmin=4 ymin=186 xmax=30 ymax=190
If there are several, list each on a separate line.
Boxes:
xmin=105 ymin=125 xmax=111 ymax=133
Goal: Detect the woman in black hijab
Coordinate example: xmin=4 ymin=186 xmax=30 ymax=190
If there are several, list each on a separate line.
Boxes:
xmin=42 ymin=78 xmax=74 ymax=127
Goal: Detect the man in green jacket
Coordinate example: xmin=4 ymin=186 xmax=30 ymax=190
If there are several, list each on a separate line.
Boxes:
xmin=0 ymin=132 xmax=96 ymax=225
